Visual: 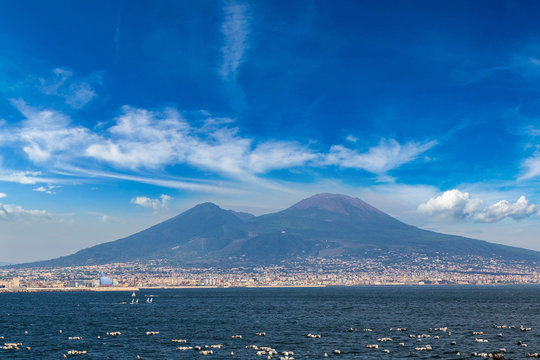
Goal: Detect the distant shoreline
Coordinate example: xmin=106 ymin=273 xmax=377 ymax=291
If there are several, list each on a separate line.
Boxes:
xmin=141 ymin=284 xmax=328 ymax=289
xmin=0 ymin=286 xmax=139 ymax=293
xmin=0 ymin=285 xmax=325 ymax=293
xmin=1 ymin=283 xmax=539 ymax=293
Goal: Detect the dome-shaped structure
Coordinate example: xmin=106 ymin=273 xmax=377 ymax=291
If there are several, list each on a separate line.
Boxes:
xmin=99 ymin=271 xmax=112 ymax=286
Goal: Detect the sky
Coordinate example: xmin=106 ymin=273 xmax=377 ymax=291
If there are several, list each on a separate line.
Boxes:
xmin=1 ymin=0 xmax=540 ymax=263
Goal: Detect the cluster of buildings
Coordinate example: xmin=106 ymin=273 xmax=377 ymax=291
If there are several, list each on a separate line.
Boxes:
xmin=0 ymin=252 xmax=538 ymax=290
xmin=0 ymin=277 xmax=19 ymax=289
xmin=66 ymin=273 xmax=116 ymax=288
xmin=0 ymin=270 xmax=122 ymax=290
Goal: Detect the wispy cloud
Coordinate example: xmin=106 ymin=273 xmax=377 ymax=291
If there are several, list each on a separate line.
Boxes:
xmin=459 ymin=48 xmax=540 ymax=85
xmin=84 ymin=106 xmax=319 ymax=178
xmin=13 ymin=99 xmax=96 ymax=163
xmin=0 ymin=170 xmax=46 ymax=185
xmin=0 ymin=192 xmax=6 ymax=198
xmin=39 ymin=68 xmax=72 ymax=94
xmin=86 ymin=106 xmax=185 ymax=169
xmin=345 ymin=135 xmax=358 ymax=143
xmin=81 ymin=107 xmax=430 ymax=179
xmin=517 ymin=122 xmax=540 ymax=181
xmin=54 ymin=166 xmax=242 ymax=194
xmin=418 ymin=189 xmax=537 ymax=223
xmin=65 ymin=82 xmax=96 ymax=109
xmin=39 ymin=68 xmax=98 ymax=109
xmin=219 ymin=1 xmax=250 ymax=81
xmin=324 ymin=139 xmax=437 ymax=175
xmin=0 ymin=202 xmax=50 ymax=221
xmin=4 ymin=102 xmax=436 ymax=191
xmin=130 ymin=194 xmax=172 ymax=210
xmin=524 ymin=126 xmax=540 ymax=137
xmin=33 ymin=184 xmax=59 ymax=194
xmin=519 ymin=151 xmax=540 ymax=180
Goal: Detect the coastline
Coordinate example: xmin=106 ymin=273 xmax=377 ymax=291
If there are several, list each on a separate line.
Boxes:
xmin=0 ymin=285 xmax=326 ymax=293
xmin=0 ymin=286 xmax=139 ymax=293
xmin=143 ymin=284 xmax=328 ymax=289
xmin=2 ymin=283 xmax=539 ymax=293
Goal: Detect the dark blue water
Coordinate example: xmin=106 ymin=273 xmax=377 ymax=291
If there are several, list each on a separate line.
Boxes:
xmin=0 ymin=286 xmax=538 ymax=359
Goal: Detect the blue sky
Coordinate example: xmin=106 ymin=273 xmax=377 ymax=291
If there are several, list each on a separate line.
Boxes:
xmin=1 ymin=0 xmax=540 ymax=263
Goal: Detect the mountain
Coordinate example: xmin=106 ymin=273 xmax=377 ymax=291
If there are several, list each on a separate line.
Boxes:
xmin=25 ymin=193 xmax=540 ymax=267
xmin=34 ymin=202 xmax=249 ymax=267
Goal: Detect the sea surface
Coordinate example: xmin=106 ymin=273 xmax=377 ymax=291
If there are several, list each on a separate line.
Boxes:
xmin=0 ymin=286 xmax=538 ymax=359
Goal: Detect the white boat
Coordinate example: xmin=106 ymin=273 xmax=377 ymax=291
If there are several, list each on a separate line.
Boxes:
xmin=132 ymin=291 xmax=136 ymax=297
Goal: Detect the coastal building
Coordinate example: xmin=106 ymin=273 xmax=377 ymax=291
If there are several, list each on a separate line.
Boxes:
xmin=68 ymin=280 xmax=95 ymax=288
xmin=0 ymin=277 xmax=20 ymax=288
xmin=202 ymin=278 xmax=216 ymax=286
xmin=99 ymin=271 xmax=113 ymax=286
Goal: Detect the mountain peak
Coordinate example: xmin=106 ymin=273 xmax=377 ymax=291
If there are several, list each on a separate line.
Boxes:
xmin=193 ymin=202 xmax=220 ymax=209
xmin=288 ymin=193 xmax=383 ymax=216
xmin=183 ymin=202 xmax=222 ymax=214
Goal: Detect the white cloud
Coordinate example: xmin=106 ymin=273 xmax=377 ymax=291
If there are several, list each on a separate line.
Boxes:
xmin=131 ymin=194 xmax=172 ymax=210
xmin=59 ymin=165 xmax=242 ymax=194
xmin=0 ymin=192 xmax=6 ymax=198
xmin=345 ymin=135 xmax=358 ymax=143
xmin=519 ymin=151 xmax=540 ymax=180
xmin=86 ymin=106 xmax=188 ymax=169
xmin=0 ymin=170 xmax=44 ymax=185
xmin=33 ymin=184 xmax=58 ymax=194
xmin=473 ymin=196 xmax=536 ymax=223
xmin=39 ymin=68 xmax=97 ymax=108
xmin=86 ymin=106 xmax=316 ymax=178
xmin=40 ymin=68 xmax=72 ymax=94
xmin=5 ymin=102 xmax=435 ymax=189
xmin=461 ymin=51 xmax=540 ymax=84
xmin=65 ymin=82 xmax=96 ymax=109
xmin=418 ymin=189 xmax=482 ymax=218
xmin=219 ymin=1 xmax=250 ymax=81
xmin=524 ymin=125 xmax=540 ymax=137
xmin=248 ymin=141 xmax=317 ymax=173
xmin=13 ymin=100 xmax=96 ymax=163
xmin=324 ymin=139 xmax=436 ymax=174
xmin=0 ymin=202 xmax=49 ymax=221
xmin=418 ymin=189 xmax=537 ymax=223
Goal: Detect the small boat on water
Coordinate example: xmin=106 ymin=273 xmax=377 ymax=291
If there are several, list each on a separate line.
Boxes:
xmin=132 ymin=291 xmax=136 ymax=297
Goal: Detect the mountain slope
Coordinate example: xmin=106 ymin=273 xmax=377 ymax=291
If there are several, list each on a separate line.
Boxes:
xmin=241 ymin=193 xmax=538 ymax=260
xmin=32 ymin=203 xmax=249 ymax=267
xmin=25 ymin=193 xmax=540 ymax=267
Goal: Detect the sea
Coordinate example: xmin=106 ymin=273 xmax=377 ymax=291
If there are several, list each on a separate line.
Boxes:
xmin=0 ymin=286 xmax=538 ymax=359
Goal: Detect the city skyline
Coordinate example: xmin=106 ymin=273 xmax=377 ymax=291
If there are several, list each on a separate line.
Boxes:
xmin=1 ymin=1 xmax=540 ymax=263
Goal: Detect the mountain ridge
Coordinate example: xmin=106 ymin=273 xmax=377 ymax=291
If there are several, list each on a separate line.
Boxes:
xmin=19 ymin=193 xmax=540 ymax=267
